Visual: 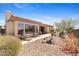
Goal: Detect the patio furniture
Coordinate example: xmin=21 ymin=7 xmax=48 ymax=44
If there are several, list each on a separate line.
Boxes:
xmin=18 ymin=34 xmax=25 ymax=40
xmin=33 ymin=33 xmax=39 ymax=37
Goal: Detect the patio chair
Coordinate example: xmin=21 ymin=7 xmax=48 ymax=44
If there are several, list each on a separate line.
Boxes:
xmin=18 ymin=33 xmax=25 ymax=40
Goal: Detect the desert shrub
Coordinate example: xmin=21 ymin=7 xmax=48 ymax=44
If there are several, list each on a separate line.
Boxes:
xmin=64 ymin=33 xmax=79 ymax=55
xmin=0 ymin=35 xmax=21 ymax=56
xmin=49 ymin=29 xmax=55 ymax=36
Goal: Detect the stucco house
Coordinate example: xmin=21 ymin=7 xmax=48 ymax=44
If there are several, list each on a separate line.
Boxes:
xmin=5 ymin=11 xmax=53 ymax=37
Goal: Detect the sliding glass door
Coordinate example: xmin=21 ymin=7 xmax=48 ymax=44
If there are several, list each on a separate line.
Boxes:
xmin=18 ymin=23 xmax=24 ymax=35
xmin=17 ymin=22 xmax=39 ymax=37
xmin=25 ymin=24 xmax=35 ymax=34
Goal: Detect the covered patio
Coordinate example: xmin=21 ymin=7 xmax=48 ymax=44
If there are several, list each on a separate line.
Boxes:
xmin=5 ymin=11 xmax=53 ymax=39
xmin=17 ymin=22 xmax=50 ymax=40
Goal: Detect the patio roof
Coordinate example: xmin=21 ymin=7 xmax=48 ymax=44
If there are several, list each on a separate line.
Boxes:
xmin=8 ymin=15 xmax=53 ymax=27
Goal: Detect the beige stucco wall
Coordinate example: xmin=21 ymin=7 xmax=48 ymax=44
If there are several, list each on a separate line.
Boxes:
xmin=6 ymin=21 xmax=21 ymax=37
xmin=6 ymin=21 xmax=15 ymax=35
xmin=5 ymin=11 xmax=15 ymax=35
xmin=14 ymin=21 xmax=18 ymax=36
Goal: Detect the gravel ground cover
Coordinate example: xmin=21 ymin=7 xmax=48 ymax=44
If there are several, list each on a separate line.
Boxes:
xmin=18 ymin=36 xmax=66 ymax=56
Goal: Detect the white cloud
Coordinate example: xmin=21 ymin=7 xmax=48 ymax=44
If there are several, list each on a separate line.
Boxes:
xmin=14 ymin=4 xmax=31 ymax=9
xmin=13 ymin=3 xmax=35 ymax=10
xmin=14 ymin=4 xmax=23 ymax=8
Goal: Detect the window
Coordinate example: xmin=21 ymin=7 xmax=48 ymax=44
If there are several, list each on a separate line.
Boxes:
xmin=18 ymin=23 xmax=39 ymax=35
xmin=25 ymin=24 xmax=35 ymax=34
xmin=18 ymin=23 xmax=24 ymax=34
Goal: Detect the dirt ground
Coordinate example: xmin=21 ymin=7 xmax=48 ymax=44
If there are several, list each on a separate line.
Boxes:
xmin=18 ymin=36 xmax=66 ymax=56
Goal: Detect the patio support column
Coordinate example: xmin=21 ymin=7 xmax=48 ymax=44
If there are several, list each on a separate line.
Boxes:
xmin=23 ymin=24 xmax=25 ymax=35
xmin=14 ymin=21 xmax=18 ymax=37
xmin=47 ymin=26 xmax=49 ymax=33
xmin=37 ymin=25 xmax=39 ymax=33
xmin=34 ymin=25 xmax=36 ymax=37
xmin=34 ymin=25 xmax=40 ymax=37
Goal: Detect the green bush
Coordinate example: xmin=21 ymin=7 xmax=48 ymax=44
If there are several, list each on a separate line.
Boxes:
xmin=0 ymin=35 xmax=21 ymax=56
xmin=49 ymin=29 xmax=55 ymax=36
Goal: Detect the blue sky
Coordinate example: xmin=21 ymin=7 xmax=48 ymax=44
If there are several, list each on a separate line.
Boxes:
xmin=0 ymin=3 xmax=79 ymax=28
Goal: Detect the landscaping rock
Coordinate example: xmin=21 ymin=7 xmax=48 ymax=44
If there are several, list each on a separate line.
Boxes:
xmin=18 ymin=38 xmax=65 ymax=56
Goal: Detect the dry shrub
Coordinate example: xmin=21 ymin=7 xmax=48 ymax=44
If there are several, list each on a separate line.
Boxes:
xmin=0 ymin=35 xmax=21 ymax=56
xmin=64 ymin=33 xmax=79 ymax=53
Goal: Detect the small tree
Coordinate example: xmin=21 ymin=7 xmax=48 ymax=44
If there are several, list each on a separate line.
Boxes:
xmin=49 ymin=29 xmax=54 ymax=36
xmin=55 ymin=18 xmax=78 ymax=35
